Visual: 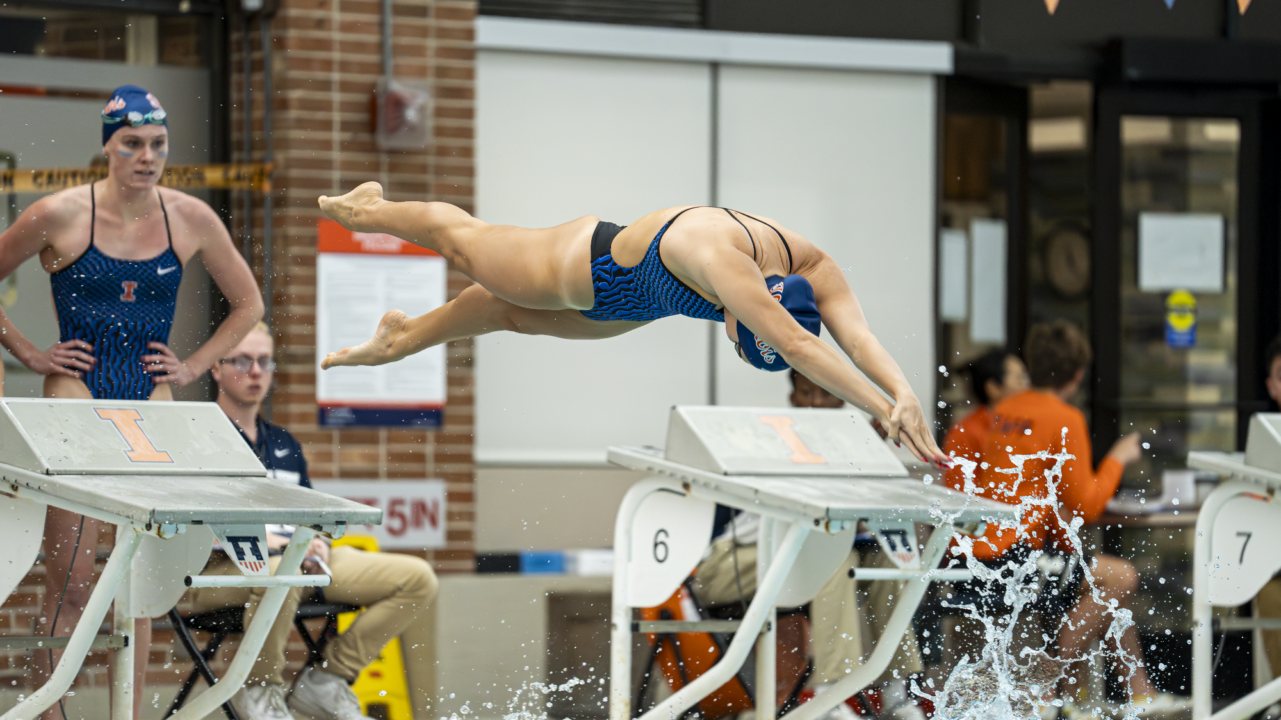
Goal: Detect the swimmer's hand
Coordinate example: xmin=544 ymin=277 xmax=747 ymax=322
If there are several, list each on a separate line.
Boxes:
xmin=144 ymin=341 xmax=199 ymax=385
xmin=22 ymin=339 xmax=95 ymax=379
xmin=321 ymin=309 xmax=409 ymax=369
xmin=318 ymin=181 xmax=385 ymax=233
xmin=885 ymin=393 xmax=950 ymax=468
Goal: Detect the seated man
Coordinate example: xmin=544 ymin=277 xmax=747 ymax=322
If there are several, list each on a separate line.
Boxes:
xmin=184 ymin=322 xmax=439 ymax=720
xmin=971 ymin=321 xmax=1185 ymax=716
xmin=942 ymin=349 xmax=1028 ymax=492
xmin=691 ymin=370 xmax=924 ymax=720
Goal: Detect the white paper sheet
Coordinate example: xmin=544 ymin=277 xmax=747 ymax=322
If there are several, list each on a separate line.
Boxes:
xmin=969 ymin=218 xmax=1007 ymax=344
xmin=1138 ymin=213 xmax=1225 ymax=293
xmin=939 ymin=228 xmax=968 ymax=322
xmin=316 ymin=253 xmax=448 ymax=405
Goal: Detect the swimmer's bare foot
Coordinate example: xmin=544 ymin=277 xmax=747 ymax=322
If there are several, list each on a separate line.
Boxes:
xmin=321 ymin=309 xmax=409 ymax=369
xmin=318 ymin=182 xmax=385 ymax=233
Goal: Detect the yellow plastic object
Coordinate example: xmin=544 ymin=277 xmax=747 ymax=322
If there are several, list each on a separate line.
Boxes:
xmin=329 ymin=534 xmax=414 ymax=720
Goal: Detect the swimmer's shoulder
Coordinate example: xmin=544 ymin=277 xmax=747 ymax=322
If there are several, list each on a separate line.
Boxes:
xmin=157 ymin=187 xmax=223 ymax=229
xmin=14 ymin=184 xmax=91 ymax=240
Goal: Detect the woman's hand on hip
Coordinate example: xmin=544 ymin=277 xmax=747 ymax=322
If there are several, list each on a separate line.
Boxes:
xmin=23 ymin=340 xmax=94 ymax=378
xmin=144 ymin=341 xmax=198 ymax=386
xmin=885 ymin=393 xmax=950 ymax=468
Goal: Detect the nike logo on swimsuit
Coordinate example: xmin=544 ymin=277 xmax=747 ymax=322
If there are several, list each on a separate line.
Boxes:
xmin=273 ymin=447 xmax=290 ymax=458
xmin=157 ymin=266 xmax=178 ymax=275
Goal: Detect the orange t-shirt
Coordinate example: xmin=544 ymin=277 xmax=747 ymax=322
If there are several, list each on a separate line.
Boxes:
xmin=969 ymin=390 xmax=1123 ymax=561
xmin=942 ymin=406 xmax=993 ymax=492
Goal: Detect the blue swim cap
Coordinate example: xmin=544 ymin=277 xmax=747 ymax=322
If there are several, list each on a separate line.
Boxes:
xmin=734 ymin=275 xmax=821 ymax=372
xmin=102 ymin=85 xmax=167 ymax=145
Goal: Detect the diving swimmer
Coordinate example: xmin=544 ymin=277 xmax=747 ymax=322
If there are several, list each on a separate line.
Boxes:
xmin=318 ymin=182 xmax=946 ymax=465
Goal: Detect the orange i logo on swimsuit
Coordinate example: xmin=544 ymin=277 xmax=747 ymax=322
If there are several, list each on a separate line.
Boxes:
xmin=94 ymin=408 xmax=173 ymax=462
xmin=120 ymin=280 xmax=138 ymax=303
xmin=757 ymin=415 xmax=826 ymax=464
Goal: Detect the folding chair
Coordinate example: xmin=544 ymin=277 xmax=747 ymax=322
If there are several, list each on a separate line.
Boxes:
xmin=167 ymin=596 xmax=361 ymax=720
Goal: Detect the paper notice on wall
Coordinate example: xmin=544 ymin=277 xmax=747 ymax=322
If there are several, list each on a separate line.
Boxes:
xmin=1138 ymin=213 xmax=1225 ymax=293
xmin=316 ymin=220 xmax=447 ymax=427
xmin=969 ymin=218 xmax=1007 ymax=344
xmin=939 ymin=228 xmax=968 ymax=322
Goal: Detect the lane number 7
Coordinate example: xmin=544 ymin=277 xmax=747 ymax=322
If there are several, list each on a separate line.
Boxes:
xmin=1237 ymin=531 xmax=1252 ymax=564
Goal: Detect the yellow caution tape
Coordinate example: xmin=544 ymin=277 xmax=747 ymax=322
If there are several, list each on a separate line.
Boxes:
xmin=0 ymin=163 xmax=273 ymax=193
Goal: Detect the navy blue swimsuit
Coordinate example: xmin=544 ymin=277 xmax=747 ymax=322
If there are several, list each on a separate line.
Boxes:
xmin=580 ymin=206 xmax=790 ymax=323
xmin=50 ymin=185 xmax=183 ymax=399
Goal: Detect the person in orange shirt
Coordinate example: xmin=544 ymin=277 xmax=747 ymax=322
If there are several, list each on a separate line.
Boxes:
xmin=942 ymin=349 xmax=1029 ymax=491
xmin=971 ymin=321 xmax=1187 ymax=713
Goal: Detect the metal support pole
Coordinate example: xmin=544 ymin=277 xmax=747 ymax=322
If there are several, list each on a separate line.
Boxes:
xmin=111 ymin=598 xmax=134 ymax=720
xmin=241 ymin=12 xmax=252 ymax=263
xmin=1 ymin=526 xmax=144 ymax=720
xmin=169 ymin=527 xmax=316 ymax=720
xmin=756 ymin=517 xmax=778 ymax=720
xmin=259 ymin=12 xmax=274 ymax=326
xmin=639 ymin=521 xmax=810 ymax=720
xmin=609 ymin=478 xmax=685 ymax=720
xmin=781 ymin=525 xmax=957 ymax=720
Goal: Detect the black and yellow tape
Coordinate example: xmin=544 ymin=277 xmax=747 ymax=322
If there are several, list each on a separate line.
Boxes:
xmin=0 ymin=163 xmax=273 ymax=194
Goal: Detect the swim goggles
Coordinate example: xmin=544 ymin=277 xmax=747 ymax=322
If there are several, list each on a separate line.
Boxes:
xmin=102 ymin=109 xmax=168 ymax=127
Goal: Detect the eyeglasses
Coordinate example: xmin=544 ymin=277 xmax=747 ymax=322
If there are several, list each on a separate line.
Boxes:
xmin=102 ymin=109 xmax=167 ymax=127
xmin=218 ymin=355 xmax=275 ymax=373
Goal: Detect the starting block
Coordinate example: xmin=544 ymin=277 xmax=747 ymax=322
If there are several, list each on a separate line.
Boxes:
xmin=1188 ymin=414 xmax=1281 ymax=720
xmin=0 ymin=399 xmax=381 ymax=720
xmin=607 ymin=406 xmax=1017 ymax=720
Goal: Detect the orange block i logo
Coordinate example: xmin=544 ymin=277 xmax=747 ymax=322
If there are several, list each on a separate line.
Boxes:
xmin=94 ymin=408 xmax=173 ymax=462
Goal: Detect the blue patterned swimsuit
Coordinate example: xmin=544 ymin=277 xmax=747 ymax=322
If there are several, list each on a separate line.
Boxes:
xmin=50 ymin=185 xmax=182 ymax=399
xmin=580 ymin=206 xmax=791 ymax=323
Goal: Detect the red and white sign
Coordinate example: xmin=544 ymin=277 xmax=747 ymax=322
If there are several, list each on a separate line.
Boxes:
xmin=315 ymin=220 xmax=447 ymax=427
xmin=313 ymin=479 xmax=447 ymax=550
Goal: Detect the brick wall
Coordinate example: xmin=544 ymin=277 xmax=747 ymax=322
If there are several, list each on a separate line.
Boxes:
xmin=0 ymin=0 xmax=477 ymax=696
xmin=226 ymin=0 xmax=479 ymax=684
xmin=240 ymin=0 xmax=477 ymax=570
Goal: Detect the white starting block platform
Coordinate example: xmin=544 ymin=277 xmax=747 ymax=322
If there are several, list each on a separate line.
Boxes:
xmin=1188 ymin=414 xmax=1281 ymax=720
xmin=607 ymin=407 xmax=1018 ymax=720
xmin=0 ymin=399 xmax=381 ymax=720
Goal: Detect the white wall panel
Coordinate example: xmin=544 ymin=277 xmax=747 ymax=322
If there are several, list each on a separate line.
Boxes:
xmin=715 ymin=66 xmax=937 ymax=420
xmin=476 ymin=50 xmax=712 ymax=464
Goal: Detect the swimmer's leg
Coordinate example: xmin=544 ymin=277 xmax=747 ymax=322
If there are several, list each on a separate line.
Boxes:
xmin=322 ymin=284 xmax=643 ymax=369
xmin=318 ymin=183 xmax=593 ymax=309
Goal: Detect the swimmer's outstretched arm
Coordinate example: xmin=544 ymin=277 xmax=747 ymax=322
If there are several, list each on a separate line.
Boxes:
xmin=321 ymin=285 xmax=641 ymax=369
xmin=700 ymin=249 xmax=946 ymax=465
xmin=805 ymin=257 xmax=946 ymax=465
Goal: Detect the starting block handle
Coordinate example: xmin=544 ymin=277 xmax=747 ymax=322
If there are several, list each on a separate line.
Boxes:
xmin=184 ymin=574 xmax=331 ymax=588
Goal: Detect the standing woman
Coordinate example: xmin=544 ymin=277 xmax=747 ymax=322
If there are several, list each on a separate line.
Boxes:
xmin=0 ymin=86 xmax=264 ymax=718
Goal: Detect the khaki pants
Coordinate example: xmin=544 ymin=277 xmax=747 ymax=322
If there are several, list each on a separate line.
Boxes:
xmin=691 ymin=539 xmax=922 ymax=687
xmin=186 ymin=546 xmax=438 ymax=685
xmin=1258 ymin=578 xmax=1281 ymax=682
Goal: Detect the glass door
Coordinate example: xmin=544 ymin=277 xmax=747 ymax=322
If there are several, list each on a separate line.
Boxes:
xmin=1092 ymin=88 xmax=1279 ymax=475
xmin=1116 ymin=115 xmax=1240 ymax=480
xmin=1091 ymin=87 xmax=1281 ymax=687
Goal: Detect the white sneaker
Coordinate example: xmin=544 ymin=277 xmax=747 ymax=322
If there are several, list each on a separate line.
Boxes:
xmin=233 ymin=683 xmax=296 ymax=720
xmin=289 ymin=665 xmax=373 ymax=720
xmin=1132 ymin=693 xmax=1192 ymax=719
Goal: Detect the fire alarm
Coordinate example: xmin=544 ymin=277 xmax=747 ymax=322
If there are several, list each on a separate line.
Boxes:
xmin=373 ymin=77 xmax=432 ymax=151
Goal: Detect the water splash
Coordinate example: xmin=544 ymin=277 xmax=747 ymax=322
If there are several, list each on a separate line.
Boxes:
xmin=915 ymin=430 xmax=1142 ymax=720
xmin=439 ymin=678 xmax=588 ymax=720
